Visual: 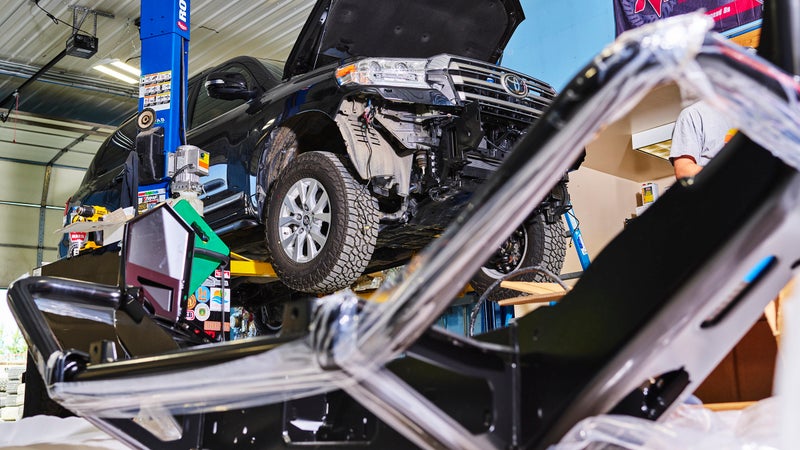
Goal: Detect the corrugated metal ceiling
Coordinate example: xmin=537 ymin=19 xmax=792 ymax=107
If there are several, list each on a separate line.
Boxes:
xmin=0 ymin=0 xmax=315 ymax=169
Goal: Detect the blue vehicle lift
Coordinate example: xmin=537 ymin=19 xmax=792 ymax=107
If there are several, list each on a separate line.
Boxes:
xmin=135 ymin=0 xmax=194 ymax=209
xmin=139 ymin=0 xmax=190 ymax=156
xmin=564 ymin=203 xmax=591 ymax=271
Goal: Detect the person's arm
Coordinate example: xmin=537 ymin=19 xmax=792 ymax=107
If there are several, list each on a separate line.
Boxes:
xmin=670 ymin=104 xmax=704 ymax=179
xmin=672 ymin=155 xmax=703 ymax=178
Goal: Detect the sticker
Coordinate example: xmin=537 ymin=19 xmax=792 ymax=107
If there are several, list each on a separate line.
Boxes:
xmin=185 ymin=309 xmax=195 ymax=321
xmin=196 ymin=286 xmax=210 ymax=303
xmin=202 ymin=321 xmax=231 ymax=332
xmin=187 ymin=294 xmax=197 ymax=310
xmin=210 ymin=288 xmax=230 ymax=312
xmin=203 ymin=270 xmax=231 ymax=288
xmin=195 ymin=303 xmax=211 ymax=321
xmin=198 ymin=151 xmax=209 ymax=173
xmin=137 ymin=188 xmax=167 ymax=213
xmin=140 ymin=71 xmax=172 ymax=112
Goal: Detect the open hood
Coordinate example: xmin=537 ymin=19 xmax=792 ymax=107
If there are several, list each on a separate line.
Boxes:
xmin=283 ymin=0 xmax=525 ymax=79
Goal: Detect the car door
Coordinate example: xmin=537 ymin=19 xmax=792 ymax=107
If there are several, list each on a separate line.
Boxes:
xmin=187 ymin=61 xmax=266 ymax=233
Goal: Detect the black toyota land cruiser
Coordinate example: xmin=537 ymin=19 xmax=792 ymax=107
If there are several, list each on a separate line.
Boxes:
xmin=66 ymin=0 xmax=571 ymax=294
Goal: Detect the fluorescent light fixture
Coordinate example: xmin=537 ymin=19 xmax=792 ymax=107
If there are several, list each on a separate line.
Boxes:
xmin=110 ymin=60 xmax=141 ymax=76
xmin=632 ymin=122 xmax=675 ymax=160
xmin=92 ymin=59 xmax=140 ymax=84
xmin=635 ymin=140 xmax=673 ymax=160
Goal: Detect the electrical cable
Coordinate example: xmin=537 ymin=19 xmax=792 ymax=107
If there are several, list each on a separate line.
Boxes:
xmin=361 ymin=99 xmax=375 ymax=181
xmin=565 ymin=206 xmax=581 ymax=236
xmin=180 ymin=37 xmax=188 ymax=146
xmin=32 ymin=1 xmax=91 ymax=36
xmin=467 ymin=265 xmax=567 ymax=336
xmin=171 ymin=163 xmax=194 ymax=180
xmin=166 ymin=38 xmax=190 ymax=194
xmin=12 ymin=93 xmax=18 ymax=143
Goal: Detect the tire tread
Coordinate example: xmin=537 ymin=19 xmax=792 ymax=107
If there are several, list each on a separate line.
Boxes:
xmin=266 ymin=151 xmax=378 ymax=293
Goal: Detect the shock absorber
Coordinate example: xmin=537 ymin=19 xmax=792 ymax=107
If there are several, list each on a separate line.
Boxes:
xmin=414 ymin=150 xmax=427 ymax=176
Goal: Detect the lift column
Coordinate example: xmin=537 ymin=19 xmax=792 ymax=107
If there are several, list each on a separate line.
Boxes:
xmin=136 ymin=0 xmax=192 ymax=209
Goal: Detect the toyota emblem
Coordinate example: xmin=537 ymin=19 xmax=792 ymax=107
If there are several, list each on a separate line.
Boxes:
xmin=501 ymin=73 xmax=528 ymax=98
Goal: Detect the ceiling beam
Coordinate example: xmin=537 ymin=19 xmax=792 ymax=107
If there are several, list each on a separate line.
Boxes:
xmin=0 ymin=59 xmax=137 ymax=99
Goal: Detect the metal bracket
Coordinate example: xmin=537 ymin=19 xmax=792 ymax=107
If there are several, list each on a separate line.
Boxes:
xmin=68 ymin=5 xmax=114 ymax=37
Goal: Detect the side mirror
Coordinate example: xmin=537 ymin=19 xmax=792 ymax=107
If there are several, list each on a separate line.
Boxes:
xmin=205 ymin=72 xmax=257 ymax=101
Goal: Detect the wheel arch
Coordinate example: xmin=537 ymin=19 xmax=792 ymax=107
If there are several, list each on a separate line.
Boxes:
xmin=255 ymin=112 xmax=346 ymax=219
xmin=470 ymin=213 xmax=568 ymax=302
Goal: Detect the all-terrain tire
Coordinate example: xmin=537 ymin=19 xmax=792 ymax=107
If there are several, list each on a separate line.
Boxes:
xmin=470 ymin=214 xmax=567 ymax=302
xmin=265 ymin=151 xmax=379 ymax=294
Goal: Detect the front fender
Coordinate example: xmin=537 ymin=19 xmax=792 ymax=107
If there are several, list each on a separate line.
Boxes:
xmin=254 ymin=127 xmax=300 ymax=220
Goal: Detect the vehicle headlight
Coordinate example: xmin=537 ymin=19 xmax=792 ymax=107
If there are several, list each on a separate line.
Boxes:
xmin=335 ymin=58 xmax=429 ymax=89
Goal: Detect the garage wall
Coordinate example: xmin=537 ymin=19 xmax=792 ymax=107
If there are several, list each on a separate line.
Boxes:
xmin=0 ymin=160 xmax=45 ymax=204
xmin=0 ymin=160 xmax=83 ymax=286
xmin=562 ymin=166 xmax=675 ymax=274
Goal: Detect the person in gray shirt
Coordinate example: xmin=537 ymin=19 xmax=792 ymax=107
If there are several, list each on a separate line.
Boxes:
xmin=669 ymin=100 xmax=736 ymax=178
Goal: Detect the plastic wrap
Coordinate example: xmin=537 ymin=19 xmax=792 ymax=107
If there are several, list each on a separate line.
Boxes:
xmin=775 ymin=275 xmax=800 ymax=450
xmin=51 ymin=296 xmax=363 ymax=418
xmin=34 ymin=298 xmax=115 ymax=326
xmin=550 ymin=398 xmax=781 ymax=450
xmin=334 ymin=16 xmax=800 ymax=446
xmin=0 ymin=416 xmax=129 ymax=449
xmin=25 ymin=12 xmax=800 ymax=449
